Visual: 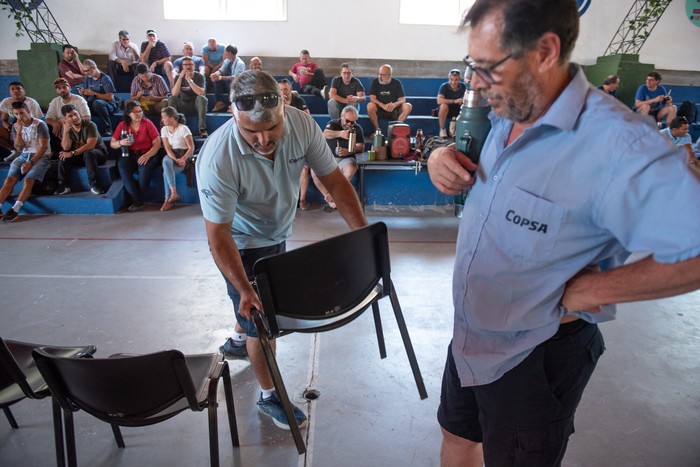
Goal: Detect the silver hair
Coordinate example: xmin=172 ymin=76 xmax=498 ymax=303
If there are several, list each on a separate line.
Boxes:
xmin=230 ymin=70 xmax=283 ymax=123
xmin=83 ymin=59 xmax=97 ymax=68
xmin=341 ymin=106 xmax=359 ymax=118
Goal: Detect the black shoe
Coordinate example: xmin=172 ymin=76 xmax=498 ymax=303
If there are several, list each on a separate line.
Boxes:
xmin=2 ymin=208 xmax=19 ymax=223
xmin=128 ymin=203 xmax=145 ymax=212
xmin=199 ymin=129 xmax=208 ymax=138
xmin=90 ymin=184 xmax=105 ymax=195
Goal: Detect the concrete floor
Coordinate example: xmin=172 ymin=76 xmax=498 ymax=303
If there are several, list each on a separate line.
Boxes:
xmin=0 ymin=204 xmax=698 ymax=467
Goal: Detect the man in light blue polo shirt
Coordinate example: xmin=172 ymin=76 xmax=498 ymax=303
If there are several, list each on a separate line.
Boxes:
xmin=428 ymin=1 xmax=700 ymax=465
xmin=197 ymin=70 xmax=366 ymax=432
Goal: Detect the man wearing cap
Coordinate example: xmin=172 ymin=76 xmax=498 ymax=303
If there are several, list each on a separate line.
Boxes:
xmin=45 ymin=77 xmax=91 ymax=153
xmin=437 ymin=68 xmax=466 ymax=138
xmin=140 ymin=29 xmax=173 ymax=86
xmin=108 ymin=30 xmax=140 ymax=83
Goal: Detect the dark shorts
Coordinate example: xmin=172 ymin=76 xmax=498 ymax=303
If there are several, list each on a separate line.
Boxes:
xmin=222 ymin=242 xmax=286 ymax=337
xmin=437 ymin=320 xmax=605 ymax=466
xmin=376 ymin=106 xmax=401 ymax=121
xmin=446 ymin=103 xmax=461 ymax=119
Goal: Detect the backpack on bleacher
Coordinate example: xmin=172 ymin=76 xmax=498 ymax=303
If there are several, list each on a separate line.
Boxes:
xmin=678 ymin=100 xmax=697 ymax=124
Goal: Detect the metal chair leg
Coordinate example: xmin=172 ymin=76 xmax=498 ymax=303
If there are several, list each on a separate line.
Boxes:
xmin=388 ymin=282 xmax=428 ymax=400
xmin=221 ymin=362 xmax=240 ymax=447
xmin=371 ymin=301 xmax=387 ymax=359
xmin=110 ymin=424 xmax=125 ymax=448
xmin=52 ymin=398 xmax=66 ymax=467
xmin=63 ymin=410 xmax=77 ymax=467
xmin=3 ymin=406 xmax=19 ymax=429
xmin=253 ymin=312 xmax=306 ymax=455
xmin=207 ymin=376 xmax=220 ymax=467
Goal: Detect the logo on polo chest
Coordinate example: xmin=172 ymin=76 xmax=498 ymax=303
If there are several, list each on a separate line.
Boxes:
xmin=505 ymin=209 xmax=548 ymax=234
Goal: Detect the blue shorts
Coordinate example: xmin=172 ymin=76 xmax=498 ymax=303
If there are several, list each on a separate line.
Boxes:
xmin=437 ymin=320 xmax=605 ymax=466
xmin=222 ymin=242 xmax=286 ymax=337
xmin=7 ymin=153 xmax=51 ymax=181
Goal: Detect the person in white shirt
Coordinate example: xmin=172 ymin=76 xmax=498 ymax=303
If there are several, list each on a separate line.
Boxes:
xmin=159 ymin=106 xmax=195 ymax=211
xmin=108 ymin=30 xmax=140 ymax=83
xmin=1 ymin=81 xmax=43 ymax=161
xmin=45 ymin=77 xmax=91 ymax=154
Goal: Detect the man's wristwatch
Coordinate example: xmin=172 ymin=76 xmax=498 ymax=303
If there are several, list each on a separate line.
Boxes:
xmin=71 ymin=150 xmax=75 ymax=156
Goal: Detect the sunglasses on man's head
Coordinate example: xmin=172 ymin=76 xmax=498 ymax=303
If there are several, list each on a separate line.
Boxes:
xmin=233 ymin=93 xmax=280 ymax=111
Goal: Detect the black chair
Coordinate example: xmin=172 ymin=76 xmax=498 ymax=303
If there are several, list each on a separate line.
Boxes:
xmin=251 ymin=221 xmax=428 ymax=454
xmin=32 ymin=349 xmax=239 ymax=467
xmin=0 ymin=337 xmax=96 ymax=467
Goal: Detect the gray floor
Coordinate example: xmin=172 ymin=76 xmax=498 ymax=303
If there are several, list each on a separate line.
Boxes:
xmin=0 ymin=204 xmax=698 ymax=467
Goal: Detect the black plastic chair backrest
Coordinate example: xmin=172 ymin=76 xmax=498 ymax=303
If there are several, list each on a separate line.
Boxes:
xmin=0 ymin=338 xmax=33 ymax=397
xmin=253 ymin=222 xmax=392 ymax=335
xmin=32 ymin=349 xmax=200 ymax=422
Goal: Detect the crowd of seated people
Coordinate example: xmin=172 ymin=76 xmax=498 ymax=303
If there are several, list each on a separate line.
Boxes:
xmin=1 ymin=34 xmax=698 ymax=222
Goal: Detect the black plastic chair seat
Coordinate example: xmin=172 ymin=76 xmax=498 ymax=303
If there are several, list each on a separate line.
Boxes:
xmin=275 ymin=283 xmax=383 ymax=332
xmin=90 ymin=353 xmax=223 ymax=427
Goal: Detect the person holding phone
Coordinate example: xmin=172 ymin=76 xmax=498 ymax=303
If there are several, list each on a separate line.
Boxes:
xmin=634 ymin=71 xmax=677 ymax=126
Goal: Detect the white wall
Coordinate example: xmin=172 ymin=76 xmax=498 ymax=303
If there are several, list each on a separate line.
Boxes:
xmin=1 ymin=0 xmax=698 ymax=70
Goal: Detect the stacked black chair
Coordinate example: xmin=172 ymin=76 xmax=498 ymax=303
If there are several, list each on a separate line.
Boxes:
xmin=0 ymin=337 xmax=96 ymax=466
xmin=33 ymin=349 xmax=239 ymax=467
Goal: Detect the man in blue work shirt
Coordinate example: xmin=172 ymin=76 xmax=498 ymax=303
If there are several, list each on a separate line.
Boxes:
xmin=428 ymin=1 xmax=700 ymax=465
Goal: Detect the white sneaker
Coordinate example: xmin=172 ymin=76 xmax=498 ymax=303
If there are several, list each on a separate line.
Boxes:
xmin=439 ymin=128 xmax=448 ymax=139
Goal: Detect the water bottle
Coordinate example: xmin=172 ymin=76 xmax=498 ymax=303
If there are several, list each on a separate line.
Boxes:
xmin=120 ymin=129 xmax=129 ymax=157
xmin=347 ymin=126 xmax=356 ymax=154
xmin=415 ymin=129 xmax=423 ymax=151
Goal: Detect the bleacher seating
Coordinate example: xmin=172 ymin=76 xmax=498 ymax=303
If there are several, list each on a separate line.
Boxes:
xmin=1 ymin=75 xmax=699 ymax=216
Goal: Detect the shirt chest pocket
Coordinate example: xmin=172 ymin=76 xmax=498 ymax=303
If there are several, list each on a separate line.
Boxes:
xmin=491 ymin=187 xmax=565 ymax=264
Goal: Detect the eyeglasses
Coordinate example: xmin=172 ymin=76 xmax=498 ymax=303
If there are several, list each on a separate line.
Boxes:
xmin=463 ymin=54 xmax=513 ymax=85
xmin=343 ymin=118 xmax=357 ymax=125
xmin=233 ymin=93 xmax=280 ymax=111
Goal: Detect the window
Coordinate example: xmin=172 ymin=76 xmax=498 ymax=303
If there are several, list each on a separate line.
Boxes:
xmin=163 ymin=0 xmax=287 ymax=21
xmin=399 ymin=0 xmax=475 ymax=26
